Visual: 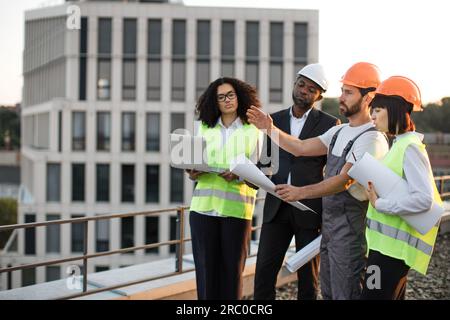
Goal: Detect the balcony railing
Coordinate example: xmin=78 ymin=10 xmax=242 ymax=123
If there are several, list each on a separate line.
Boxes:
xmin=1 ymin=175 xmax=449 ymax=300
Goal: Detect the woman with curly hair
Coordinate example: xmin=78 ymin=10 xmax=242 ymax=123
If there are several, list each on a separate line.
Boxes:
xmin=187 ymin=77 xmax=262 ymax=300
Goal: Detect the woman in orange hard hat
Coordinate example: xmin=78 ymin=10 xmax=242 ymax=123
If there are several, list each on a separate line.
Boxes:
xmin=362 ymin=76 xmax=443 ymax=299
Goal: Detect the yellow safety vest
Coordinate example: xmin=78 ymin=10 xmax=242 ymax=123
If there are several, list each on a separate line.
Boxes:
xmin=366 ymin=133 xmax=442 ymax=274
xmin=189 ymin=122 xmax=260 ymax=220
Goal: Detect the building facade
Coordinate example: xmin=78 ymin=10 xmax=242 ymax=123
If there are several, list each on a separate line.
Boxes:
xmin=0 ymin=0 xmax=319 ymax=289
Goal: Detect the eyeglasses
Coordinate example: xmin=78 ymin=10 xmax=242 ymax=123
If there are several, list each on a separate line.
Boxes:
xmin=217 ymin=91 xmax=237 ymax=102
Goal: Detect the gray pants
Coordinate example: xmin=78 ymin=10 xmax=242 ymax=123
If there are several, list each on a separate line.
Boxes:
xmin=320 ymin=199 xmax=367 ymax=300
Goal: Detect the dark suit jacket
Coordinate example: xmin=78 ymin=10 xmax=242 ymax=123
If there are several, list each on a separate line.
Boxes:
xmin=259 ymin=107 xmax=339 ymax=229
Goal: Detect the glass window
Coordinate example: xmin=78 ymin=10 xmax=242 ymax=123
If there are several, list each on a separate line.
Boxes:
xmin=147 ymin=60 xmax=161 ymax=100
xmin=172 ymin=20 xmax=186 ymax=57
xmin=95 ymin=266 xmax=109 ymax=272
xmin=197 ymin=20 xmax=210 ymax=57
xmin=221 ymin=21 xmax=235 ymax=57
xmin=146 ymin=113 xmax=160 ymax=151
xmin=246 ymin=21 xmax=259 ymax=58
xmin=96 ymin=164 xmax=110 ymax=202
xmin=147 ymin=19 xmax=162 ymax=56
xmin=121 ymin=112 xmax=135 ymax=151
xmin=97 ymin=59 xmax=111 ymax=100
xmin=79 ymin=17 xmax=88 ymax=101
xmin=245 ymin=62 xmax=259 ymax=89
xmin=46 ymin=214 xmax=60 ymax=254
xmin=122 ymin=59 xmax=136 ymax=100
xmin=22 ymin=268 xmax=36 ymax=287
xmin=145 ymin=216 xmax=159 ymax=254
xmin=72 ymin=164 xmax=85 ymax=202
xmin=196 ymin=61 xmax=210 ymax=99
xmin=24 ymin=214 xmax=36 ymax=255
xmin=58 ymin=111 xmax=62 ymax=152
xmin=46 ymin=163 xmax=61 ymax=202
xmin=171 ymin=60 xmax=185 ymax=101
xmin=46 ymin=266 xmax=60 ymax=282
xmin=71 ymin=214 xmax=85 ymax=253
xmin=97 ymin=112 xmax=111 ymax=151
xmin=269 ymin=62 xmax=283 ymax=103
xmin=270 ymin=22 xmax=283 ymax=58
xmin=169 ymin=216 xmax=177 ymax=253
xmin=170 ymin=113 xmax=185 ymax=133
xmin=294 ymin=23 xmax=308 ymax=62
xmin=123 ymin=19 xmax=137 ymax=55
xmin=98 ymin=18 xmax=112 ymax=55
xmin=96 ymin=218 xmax=109 ymax=252
xmin=221 ymin=61 xmax=234 ymax=78
xmin=121 ymin=164 xmax=135 ymax=203
xmin=170 ymin=167 xmax=184 ymax=203
xmin=121 ymin=217 xmax=134 ymax=251
xmin=146 ymin=165 xmax=159 ymax=203
xmin=72 ymin=112 xmax=86 ymax=151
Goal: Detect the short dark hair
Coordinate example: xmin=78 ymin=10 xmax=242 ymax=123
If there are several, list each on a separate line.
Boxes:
xmin=359 ymin=87 xmax=376 ymax=97
xmin=195 ymin=77 xmax=261 ymax=128
xmin=370 ymin=94 xmax=415 ymax=135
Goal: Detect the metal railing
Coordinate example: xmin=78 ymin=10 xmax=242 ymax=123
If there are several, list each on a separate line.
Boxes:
xmin=1 ymin=175 xmax=449 ymax=300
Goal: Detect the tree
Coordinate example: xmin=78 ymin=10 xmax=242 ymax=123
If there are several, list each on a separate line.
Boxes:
xmin=0 ymin=108 xmax=20 ymax=150
xmin=0 ymin=198 xmax=18 ymax=249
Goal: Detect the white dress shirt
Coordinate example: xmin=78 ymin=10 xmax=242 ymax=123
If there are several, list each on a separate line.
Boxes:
xmin=287 ymin=107 xmax=312 ymax=185
xmin=375 ymin=132 xmax=434 ymax=215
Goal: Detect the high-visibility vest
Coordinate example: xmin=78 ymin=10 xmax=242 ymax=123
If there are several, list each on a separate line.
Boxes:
xmin=366 ymin=133 xmax=442 ymax=274
xmin=189 ymin=122 xmax=260 ymax=220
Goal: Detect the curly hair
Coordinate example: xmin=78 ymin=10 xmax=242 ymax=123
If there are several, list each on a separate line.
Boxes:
xmin=195 ymin=77 xmax=261 ymax=128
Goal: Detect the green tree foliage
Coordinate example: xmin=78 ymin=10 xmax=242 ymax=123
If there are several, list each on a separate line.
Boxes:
xmin=321 ymin=98 xmax=347 ymax=123
xmin=0 ymin=108 xmax=20 ymax=149
xmin=0 ymin=198 xmax=18 ymax=249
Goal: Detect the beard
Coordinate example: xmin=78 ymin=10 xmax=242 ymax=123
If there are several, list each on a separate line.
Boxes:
xmin=292 ymin=92 xmax=313 ymax=110
xmin=339 ymin=97 xmax=363 ymax=117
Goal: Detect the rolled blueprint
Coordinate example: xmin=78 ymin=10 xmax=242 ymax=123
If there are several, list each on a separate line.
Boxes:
xmin=229 ymin=155 xmax=316 ymax=213
xmin=285 ymin=235 xmax=322 ymax=273
xmin=348 ymin=152 xmax=444 ymax=235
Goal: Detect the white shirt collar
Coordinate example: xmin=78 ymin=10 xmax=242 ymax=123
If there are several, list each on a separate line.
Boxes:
xmin=289 ymin=107 xmax=312 ymax=120
xmin=217 ymin=116 xmax=243 ymax=129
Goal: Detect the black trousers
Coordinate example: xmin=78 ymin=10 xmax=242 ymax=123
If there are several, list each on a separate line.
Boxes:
xmin=360 ymin=250 xmax=410 ymax=300
xmin=254 ymin=203 xmax=320 ymax=300
xmin=189 ymin=211 xmax=251 ymax=300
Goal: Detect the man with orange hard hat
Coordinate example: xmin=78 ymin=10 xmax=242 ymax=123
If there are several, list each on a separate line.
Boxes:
xmin=247 ymin=62 xmax=389 ymax=299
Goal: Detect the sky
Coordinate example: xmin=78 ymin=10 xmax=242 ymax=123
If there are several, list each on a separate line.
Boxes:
xmin=0 ymin=0 xmax=449 ymax=105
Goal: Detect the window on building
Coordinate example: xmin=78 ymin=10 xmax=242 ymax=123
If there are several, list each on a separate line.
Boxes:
xmin=147 ymin=19 xmax=162 ymax=101
xmin=97 ymin=59 xmax=111 ymax=100
xmin=170 ymin=113 xmax=185 ymax=133
xmin=72 ymin=112 xmax=86 ymax=151
xmin=71 ymin=214 xmax=85 ymax=253
xmin=72 ymin=164 xmax=85 ymax=202
xmin=46 ymin=163 xmax=61 ymax=202
xmin=98 ymin=18 xmax=112 ymax=55
xmin=79 ymin=17 xmax=88 ymax=101
xmin=121 ymin=164 xmax=135 ymax=202
xmin=270 ymin=22 xmax=284 ymax=103
xmin=170 ymin=167 xmax=184 ymax=203
xmin=294 ymin=23 xmax=308 ymax=76
xmin=46 ymin=266 xmax=60 ymax=282
xmin=97 ymin=112 xmax=111 ymax=151
xmin=122 ymin=59 xmax=136 ymax=100
xmin=196 ymin=20 xmax=210 ymax=98
xmin=146 ymin=165 xmax=159 ymax=203
xmin=58 ymin=111 xmax=62 ymax=152
xmin=172 ymin=20 xmax=186 ymax=101
xmin=123 ymin=18 xmax=137 ymax=55
xmin=121 ymin=112 xmax=135 ymax=151
xmin=24 ymin=214 xmax=36 ymax=255
xmin=196 ymin=61 xmax=210 ymax=99
xmin=245 ymin=22 xmax=259 ymax=88
xmin=145 ymin=216 xmax=159 ymax=254
xmin=121 ymin=217 xmax=134 ymax=251
xmin=96 ymin=218 xmax=109 ymax=252
xmin=221 ymin=21 xmax=235 ymax=77
xmin=46 ymin=214 xmax=60 ymax=254
xmin=146 ymin=113 xmax=160 ymax=151
xmin=22 ymin=268 xmax=36 ymax=287
xmin=96 ymin=164 xmax=110 ymax=202
xmin=95 ymin=266 xmax=109 ymax=273
xmin=169 ymin=216 xmax=177 ymax=253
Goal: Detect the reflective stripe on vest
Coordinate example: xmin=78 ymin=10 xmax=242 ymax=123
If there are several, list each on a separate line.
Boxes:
xmin=193 ymin=189 xmax=256 ymax=206
xmin=367 ymin=218 xmax=433 ymax=256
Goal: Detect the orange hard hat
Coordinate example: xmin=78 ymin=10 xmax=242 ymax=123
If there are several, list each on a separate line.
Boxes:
xmin=374 ymin=76 xmax=422 ymax=112
xmin=341 ymin=62 xmax=381 ymax=89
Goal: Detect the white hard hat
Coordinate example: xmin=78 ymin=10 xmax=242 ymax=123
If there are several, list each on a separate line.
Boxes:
xmin=297 ymin=63 xmax=328 ymax=92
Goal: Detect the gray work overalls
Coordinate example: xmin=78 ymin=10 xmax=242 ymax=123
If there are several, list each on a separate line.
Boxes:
xmin=320 ymin=126 xmax=377 ymax=300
